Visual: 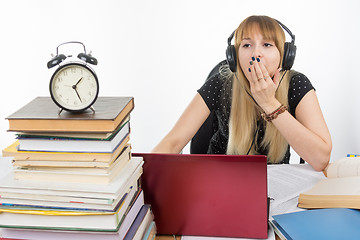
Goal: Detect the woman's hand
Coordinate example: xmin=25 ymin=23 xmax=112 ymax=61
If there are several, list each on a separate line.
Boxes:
xmin=248 ymin=57 xmax=282 ymax=113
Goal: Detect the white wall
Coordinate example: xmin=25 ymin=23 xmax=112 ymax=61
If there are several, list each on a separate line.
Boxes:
xmin=1 ymin=0 xmax=359 ymax=163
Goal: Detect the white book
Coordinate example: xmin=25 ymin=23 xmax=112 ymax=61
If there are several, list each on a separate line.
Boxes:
xmin=0 ymin=192 xmax=113 ymax=205
xmin=0 ymin=173 xmax=140 ymax=211
xmin=2 ymin=228 xmax=125 ymax=240
xmin=0 ymin=182 xmax=140 ymax=231
xmin=12 ymin=146 xmax=131 ymax=184
xmin=17 ymin=122 xmax=130 ymax=153
xmin=1 ymin=191 xmax=145 ymax=239
xmin=0 ymin=157 xmax=143 ymax=199
xmin=13 ymin=143 xmax=131 ymax=168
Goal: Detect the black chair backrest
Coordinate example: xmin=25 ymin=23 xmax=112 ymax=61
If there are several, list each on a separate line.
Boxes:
xmin=190 ymin=60 xmax=227 ymax=154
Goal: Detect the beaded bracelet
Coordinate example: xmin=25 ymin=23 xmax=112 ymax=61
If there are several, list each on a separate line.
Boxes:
xmin=261 ymin=104 xmax=288 ymax=122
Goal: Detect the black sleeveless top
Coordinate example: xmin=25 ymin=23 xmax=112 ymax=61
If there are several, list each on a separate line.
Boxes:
xmin=197 ymin=71 xmax=315 ymax=164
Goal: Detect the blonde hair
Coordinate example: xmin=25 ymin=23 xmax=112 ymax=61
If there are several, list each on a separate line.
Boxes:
xmin=226 ymin=15 xmax=292 ymax=163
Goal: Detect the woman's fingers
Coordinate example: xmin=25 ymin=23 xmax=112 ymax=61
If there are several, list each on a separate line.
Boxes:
xmin=257 ymin=58 xmax=271 ymax=82
xmin=253 ymin=57 xmax=265 ymax=81
xmin=247 ymin=57 xmax=279 ymax=109
xmin=249 ymin=59 xmax=260 ymax=83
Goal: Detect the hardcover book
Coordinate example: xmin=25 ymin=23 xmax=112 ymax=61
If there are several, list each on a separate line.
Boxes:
xmin=124 ymin=204 xmax=154 ymax=240
xmin=12 ymin=145 xmax=132 ymax=184
xmin=6 ymin=97 xmax=134 ymax=132
xmin=0 ymin=191 xmax=145 ymax=240
xmin=271 ymin=208 xmax=360 ymax=240
xmin=3 ymin=136 xmax=130 ymax=163
xmin=0 ymin=183 xmax=139 ymax=231
xmin=16 ymin=121 xmax=130 ymax=153
xmin=0 ymin=157 xmax=143 ymax=199
xmin=298 ymin=157 xmax=360 ymax=209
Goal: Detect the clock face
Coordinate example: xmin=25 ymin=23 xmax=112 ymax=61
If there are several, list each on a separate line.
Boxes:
xmin=50 ymin=63 xmax=99 ymax=112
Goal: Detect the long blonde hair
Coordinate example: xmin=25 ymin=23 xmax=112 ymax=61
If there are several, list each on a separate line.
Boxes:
xmin=226 ymin=15 xmax=292 ymax=163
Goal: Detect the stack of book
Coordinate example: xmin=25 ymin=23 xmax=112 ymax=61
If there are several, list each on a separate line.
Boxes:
xmin=1 ymin=97 xmax=156 ymax=240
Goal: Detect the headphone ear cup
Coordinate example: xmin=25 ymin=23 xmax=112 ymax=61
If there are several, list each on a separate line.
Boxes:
xmin=282 ymin=42 xmax=296 ymax=71
xmin=226 ymin=45 xmax=237 ymax=72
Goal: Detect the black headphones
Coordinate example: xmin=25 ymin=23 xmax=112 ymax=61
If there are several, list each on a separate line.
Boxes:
xmin=226 ymin=19 xmax=296 ymax=72
xmin=47 ymin=41 xmax=98 ymax=69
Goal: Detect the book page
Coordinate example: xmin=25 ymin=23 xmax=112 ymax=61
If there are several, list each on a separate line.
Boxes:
xmin=0 ymin=157 xmax=143 ymax=198
xmin=268 ymin=164 xmax=325 ymax=214
xmin=302 ymin=176 xmax=360 ymax=195
xmin=326 ymin=157 xmax=360 ymax=178
xmin=0 ymin=157 xmax=13 ymax=177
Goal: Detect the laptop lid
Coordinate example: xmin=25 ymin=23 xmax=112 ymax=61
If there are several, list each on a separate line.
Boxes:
xmin=133 ymin=153 xmax=268 ymax=239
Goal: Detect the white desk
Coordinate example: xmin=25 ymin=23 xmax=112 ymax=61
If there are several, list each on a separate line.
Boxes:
xmin=0 ymin=157 xmax=325 ymax=240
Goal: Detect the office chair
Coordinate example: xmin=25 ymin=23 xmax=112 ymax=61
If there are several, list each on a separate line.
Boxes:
xmin=190 ymin=60 xmax=227 ymax=154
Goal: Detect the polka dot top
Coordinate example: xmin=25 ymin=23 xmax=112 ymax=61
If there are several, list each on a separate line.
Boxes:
xmin=197 ymin=71 xmax=315 ymax=164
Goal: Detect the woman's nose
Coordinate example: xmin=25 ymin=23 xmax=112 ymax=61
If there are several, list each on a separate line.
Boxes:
xmin=252 ymin=45 xmax=263 ymax=58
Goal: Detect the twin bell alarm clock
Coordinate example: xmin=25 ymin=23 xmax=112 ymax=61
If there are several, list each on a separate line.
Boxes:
xmin=47 ymin=41 xmax=99 ymax=114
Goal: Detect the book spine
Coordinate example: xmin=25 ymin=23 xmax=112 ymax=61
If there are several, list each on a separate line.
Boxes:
xmin=123 ymin=204 xmax=150 ymax=240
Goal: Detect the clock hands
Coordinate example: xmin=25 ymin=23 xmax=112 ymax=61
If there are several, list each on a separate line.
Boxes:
xmin=72 ymin=77 xmax=83 ymax=103
xmin=74 ymin=88 xmax=82 ymax=102
xmin=65 ymin=77 xmax=83 ymax=88
xmin=75 ymin=77 xmax=83 ymax=86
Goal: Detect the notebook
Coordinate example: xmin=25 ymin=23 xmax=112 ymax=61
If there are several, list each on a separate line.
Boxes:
xmin=132 ymin=153 xmax=268 ymax=239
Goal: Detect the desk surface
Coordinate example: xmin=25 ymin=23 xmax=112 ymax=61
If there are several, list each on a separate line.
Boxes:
xmin=156 ymin=236 xmax=181 ymax=240
xmin=0 ymin=157 xmax=325 ymax=240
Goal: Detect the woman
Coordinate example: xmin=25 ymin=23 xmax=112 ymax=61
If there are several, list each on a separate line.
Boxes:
xmin=153 ymin=15 xmax=332 ymax=171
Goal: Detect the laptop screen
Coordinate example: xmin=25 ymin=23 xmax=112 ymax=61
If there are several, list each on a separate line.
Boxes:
xmin=133 ymin=153 xmax=268 ymax=239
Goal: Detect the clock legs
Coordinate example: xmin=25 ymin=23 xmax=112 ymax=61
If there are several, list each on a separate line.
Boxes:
xmin=57 ymin=106 xmax=95 ymax=115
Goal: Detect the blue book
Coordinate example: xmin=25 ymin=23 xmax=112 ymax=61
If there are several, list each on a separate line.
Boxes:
xmin=272 ymin=208 xmax=360 ymax=240
xmin=124 ymin=204 xmax=151 ymax=240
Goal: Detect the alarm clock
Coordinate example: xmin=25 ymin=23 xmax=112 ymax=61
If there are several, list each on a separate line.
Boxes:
xmin=47 ymin=41 xmax=99 ymax=114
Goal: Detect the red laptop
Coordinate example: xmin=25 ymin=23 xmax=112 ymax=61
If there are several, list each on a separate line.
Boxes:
xmin=132 ymin=153 xmax=268 ymax=239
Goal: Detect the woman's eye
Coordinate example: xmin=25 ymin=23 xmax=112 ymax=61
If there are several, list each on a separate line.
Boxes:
xmin=242 ymin=43 xmax=251 ymax=48
xmin=264 ymin=43 xmax=273 ymax=47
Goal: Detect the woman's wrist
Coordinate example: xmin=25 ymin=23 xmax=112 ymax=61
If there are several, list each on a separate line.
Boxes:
xmin=260 ymin=99 xmax=281 ymax=114
xmin=261 ymin=104 xmax=288 ymax=122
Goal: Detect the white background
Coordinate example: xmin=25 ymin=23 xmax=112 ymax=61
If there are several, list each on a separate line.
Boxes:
xmin=0 ymin=0 xmax=359 ymax=163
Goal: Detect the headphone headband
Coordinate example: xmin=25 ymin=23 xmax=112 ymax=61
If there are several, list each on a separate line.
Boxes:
xmin=226 ymin=19 xmax=297 ymax=72
xmin=275 ymin=20 xmax=295 ymax=44
xmin=227 ymin=31 xmax=235 ymax=46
